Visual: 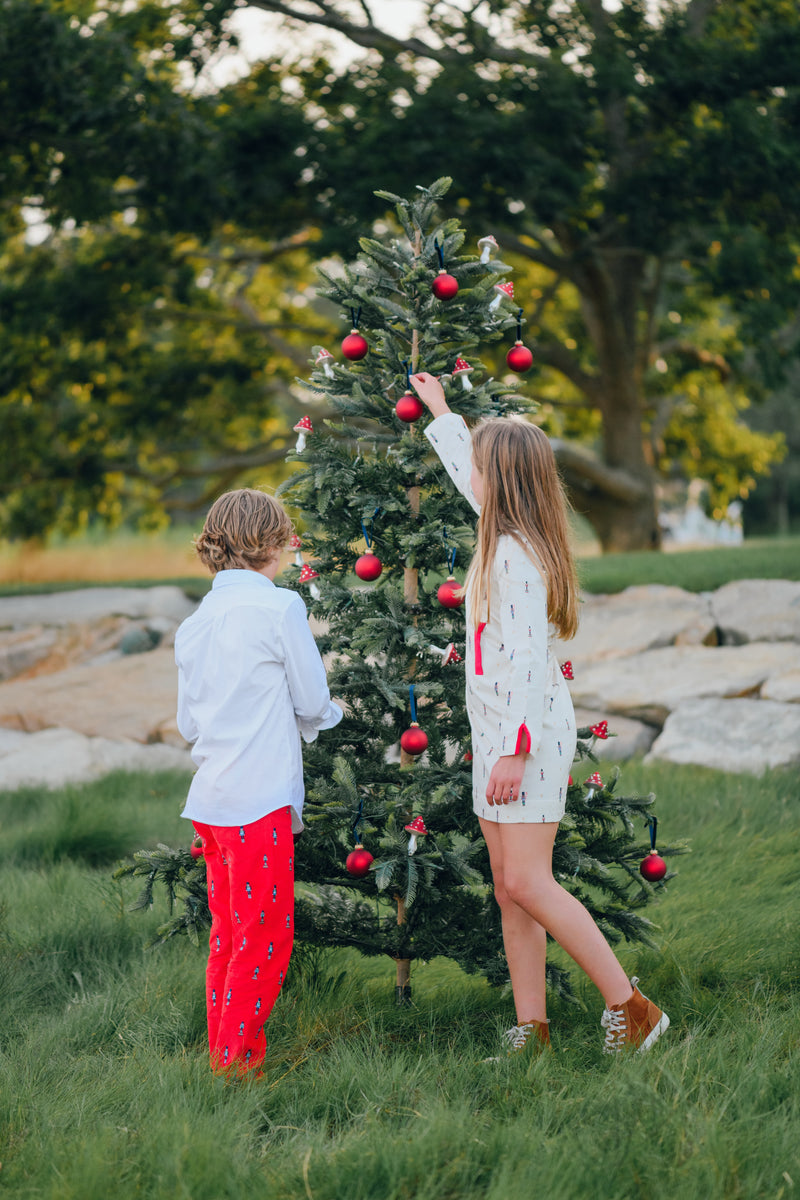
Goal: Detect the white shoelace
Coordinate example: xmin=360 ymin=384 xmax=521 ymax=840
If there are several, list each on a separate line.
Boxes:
xmin=503 ymin=1023 xmax=535 ymax=1051
xmin=600 ymin=1006 xmax=627 ymax=1053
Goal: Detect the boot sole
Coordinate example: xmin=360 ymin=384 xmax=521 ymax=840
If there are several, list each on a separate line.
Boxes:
xmin=637 ymin=1011 xmax=670 ymax=1053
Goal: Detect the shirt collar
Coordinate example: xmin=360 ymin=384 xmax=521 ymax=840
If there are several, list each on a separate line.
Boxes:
xmin=211 ymin=569 xmax=275 ymax=591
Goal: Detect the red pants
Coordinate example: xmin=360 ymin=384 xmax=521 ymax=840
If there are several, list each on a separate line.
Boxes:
xmin=193 ymin=806 xmax=294 ymax=1075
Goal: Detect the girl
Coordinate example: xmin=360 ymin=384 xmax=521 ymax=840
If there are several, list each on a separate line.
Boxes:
xmin=410 ymin=373 xmax=669 ymax=1056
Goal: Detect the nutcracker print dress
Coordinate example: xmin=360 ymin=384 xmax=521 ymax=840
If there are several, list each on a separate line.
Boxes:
xmin=426 ymin=413 xmax=576 ymax=824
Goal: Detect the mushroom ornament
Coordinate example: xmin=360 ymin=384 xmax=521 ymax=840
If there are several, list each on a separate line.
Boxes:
xmin=428 ymin=642 xmax=462 ymax=666
xmin=298 ymin=563 xmax=321 ymax=600
xmin=584 ymin=772 xmax=603 ymax=798
xmin=290 ymin=533 xmax=304 ymax=567
xmin=590 ymin=720 xmax=609 ymax=740
xmin=315 ymin=348 xmax=335 ymax=378
xmin=489 ymin=280 xmax=514 ymax=312
xmin=404 ymin=815 xmax=429 ymax=855
xmin=560 ymin=661 xmax=574 ymax=680
xmin=452 ymin=358 xmax=474 ymax=391
xmin=478 ymin=234 xmax=499 ymax=264
xmin=293 ymin=415 xmax=313 ymax=452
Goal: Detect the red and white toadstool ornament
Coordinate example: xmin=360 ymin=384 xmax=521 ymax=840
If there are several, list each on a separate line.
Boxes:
xmin=298 ymin=562 xmax=321 ymax=600
xmin=290 ymin=533 xmax=303 ymax=567
xmin=315 ymin=348 xmax=335 ymax=378
xmin=404 ymin=815 xmax=429 ymax=855
xmin=452 ymin=358 xmax=474 ymax=391
xmin=478 ymin=234 xmax=499 ymax=264
xmin=489 ymin=280 xmax=514 ymax=312
xmin=560 ymin=661 xmax=574 ymax=680
xmin=355 ymin=550 xmax=383 ymax=581
xmin=345 ymin=844 xmax=374 ymax=877
xmin=395 ymin=391 xmax=425 ymax=422
xmin=584 ymin=772 xmax=603 ymax=798
xmin=437 ymin=576 xmax=464 ymax=608
xmin=590 ymin=720 xmax=609 ymax=740
xmin=429 ymin=642 xmax=462 ymax=666
xmin=293 ymin=415 xmax=313 ymax=452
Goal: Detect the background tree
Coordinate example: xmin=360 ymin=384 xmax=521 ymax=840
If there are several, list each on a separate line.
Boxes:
xmin=118 ymin=181 xmax=682 ymax=1000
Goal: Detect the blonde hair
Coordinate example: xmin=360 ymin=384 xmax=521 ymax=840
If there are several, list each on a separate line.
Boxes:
xmin=465 ymin=417 xmax=579 ymax=641
xmin=195 ymin=488 xmax=293 ymax=575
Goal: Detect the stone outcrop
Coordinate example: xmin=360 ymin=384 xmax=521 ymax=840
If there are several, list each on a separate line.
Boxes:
xmin=0 ymin=579 xmax=797 ymax=787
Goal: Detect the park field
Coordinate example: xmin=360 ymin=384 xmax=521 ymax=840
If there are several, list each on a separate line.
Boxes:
xmin=0 ymin=758 xmax=798 ymax=1199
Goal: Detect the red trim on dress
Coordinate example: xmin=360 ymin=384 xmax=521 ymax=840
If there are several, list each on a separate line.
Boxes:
xmin=514 ymin=724 xmax=532 ymax=755
xmin=474 ymin=621 xmax=487 ymax=675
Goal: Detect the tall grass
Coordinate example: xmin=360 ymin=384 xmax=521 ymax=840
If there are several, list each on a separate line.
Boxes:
xmin=0 ymin=761 xmax=798 ymax=1198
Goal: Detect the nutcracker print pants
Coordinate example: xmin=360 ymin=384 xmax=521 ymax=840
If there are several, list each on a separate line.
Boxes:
xmin=192 ymin=806 xmax=294 ymax=1076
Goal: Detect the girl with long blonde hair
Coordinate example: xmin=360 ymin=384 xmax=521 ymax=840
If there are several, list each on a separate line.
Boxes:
xmin=411 ymin=373 xmax=668 ymax=1057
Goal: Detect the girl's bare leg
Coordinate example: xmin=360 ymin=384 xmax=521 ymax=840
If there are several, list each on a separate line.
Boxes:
xmin=481 ymin=818 xmax=633 ymax=1010
xmin=481 ymin=818 xmax=548 ymax=1022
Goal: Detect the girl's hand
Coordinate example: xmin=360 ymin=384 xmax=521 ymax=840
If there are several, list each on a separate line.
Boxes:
xmin=486 ymin=753 xmax=528 ymax=806
xmin=410 ymin=372 xmax=450 ymax=418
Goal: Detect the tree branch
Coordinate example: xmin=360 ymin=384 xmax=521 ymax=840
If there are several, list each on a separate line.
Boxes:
xmin=549 ymin=439 xmax=650 ymax=504
xmin=656 ymin=339 xmax=731 ymax=380
xmin=533 ymin=341 xmax=603 ymax=406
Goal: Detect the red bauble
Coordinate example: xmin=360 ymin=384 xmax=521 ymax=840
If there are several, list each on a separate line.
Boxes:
xmin=437 ymin=576 xmax=464 ymax=608
xmin=342 ymin=331 xmax=368 ymax=361
xmin=190 ymin=836 xmax=204 ymax=859
xmin=640 ymin=851 xmax=667 ymax=882
xmin=355 ymin=551 xmax=383 ymax=581
xmin=432 ymin=271 xmax=459 ymax=301
xmin=506 ymin=342 xmax=534 ymax=373
xmin=400 ymin=723 xmax=429 ymax=755
xmin=345 ymin=845 xmax=374 ymax=877
xmin=395 ymin=392 xmax=425 ymax=423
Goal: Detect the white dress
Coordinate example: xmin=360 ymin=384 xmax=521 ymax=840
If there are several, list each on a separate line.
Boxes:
xmin=426 ymin=413 xmax=576 ymax=824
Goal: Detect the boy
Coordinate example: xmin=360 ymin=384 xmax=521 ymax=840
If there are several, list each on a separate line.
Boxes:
xmin=175 ymin=487 xmax=342 ymax=1076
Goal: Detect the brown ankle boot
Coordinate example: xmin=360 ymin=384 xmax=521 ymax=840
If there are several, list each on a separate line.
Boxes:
xmin=506 ymin=1018 xmax=551 ymax=1053
xmin=601 ymin=977 xmax=669 ymax=1053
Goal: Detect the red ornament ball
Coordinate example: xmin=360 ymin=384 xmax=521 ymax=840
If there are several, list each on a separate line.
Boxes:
xmin=437 ymin=576 xmax=464 ymax=608
xmin=506 ymin=342 xmax=534 ymax=373
xmin=355 ymin=551 xmax=383 ymax=581
xmin=342 ymin=331 xmax=368 ymax=361
xmin=395 ymin=392 xmax=425 ymax=423
xmin=345 ymin=845 xmax=374 ymax=877
xmin=190 ymin=836 xmax=204 ymax=859
xmin=640 ymin=851 xmax=667 ymax=882
xmin=432 ymin=271 xmax=459 ymax=301
xmin=400 ymin=724 xmax=429 ymax=755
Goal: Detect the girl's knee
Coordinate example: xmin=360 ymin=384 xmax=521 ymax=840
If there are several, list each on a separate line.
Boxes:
xmin=503 ymin=871 xmax=554 ymax=918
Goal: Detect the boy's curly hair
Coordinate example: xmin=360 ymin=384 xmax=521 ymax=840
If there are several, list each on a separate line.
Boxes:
xmin=194 ymin=488 xmax=293 ymax=574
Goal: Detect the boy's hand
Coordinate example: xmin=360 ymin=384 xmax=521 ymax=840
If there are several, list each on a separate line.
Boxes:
xmin=410 ymin=372 xmax=450 ymax=418
xmin=486 ymin=753 xmax=528 ymax=806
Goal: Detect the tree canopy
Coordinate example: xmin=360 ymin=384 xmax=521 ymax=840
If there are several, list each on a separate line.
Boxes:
xmin=1 ymin=0 xmax=798 ymax=546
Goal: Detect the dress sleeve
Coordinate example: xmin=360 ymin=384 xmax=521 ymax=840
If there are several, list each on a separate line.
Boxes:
xmin=424 ymin=412 xmax=481 ymax=515
xmin=494 ymin=537 xmax=549 ymax=759
xmin=281 ymin=594 xmax=343 ymax=744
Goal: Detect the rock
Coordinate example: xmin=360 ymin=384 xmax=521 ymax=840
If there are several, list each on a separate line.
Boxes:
xmin=0 ymin=585 xmax=196 ymax=630
xmin=0 ymin=726 xmax=192 ymax=790
xmin=571 ymin=642 xmax=800 ymax=726
xmin=646 ymin=698 xmax=800 ymax=774
xmin=573 ymin=708 xmax=658 ymax=760
xmin=553 ymin=585 xmax=716 ymax=668
xmin=0 ymin=645 xmax=184 ymax=744
xmin=0 ymin=627 xmax=60 ymax=681
xmin=761 ymin=670 xmax=800 ymax=703
xmin=710 ymin=579 xmax=800 ymax=644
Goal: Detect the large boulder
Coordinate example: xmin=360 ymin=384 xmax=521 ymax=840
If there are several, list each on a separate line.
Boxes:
xmin=0 ymin=645 xmax=185 ymax=744
xmin=553 ymin=585 xmax=716 ymax=668
xmin=570 ymin=642 xmax=800 ymax=726
xmin=646 ymin=698 xmax=800 ymax=774
xmin=0 ymin=585 xmax=196 ymax=630
xmin=0 ymin=726 xmax=191 ymax=790
xmin=710 ymin=579 xmax=800 ymax=644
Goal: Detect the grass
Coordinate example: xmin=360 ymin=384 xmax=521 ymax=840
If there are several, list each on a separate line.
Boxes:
xmin=1 ymin=529 xmax=798 ymax=598
xmin=1 ymin=762 xmax=798 ymax=1199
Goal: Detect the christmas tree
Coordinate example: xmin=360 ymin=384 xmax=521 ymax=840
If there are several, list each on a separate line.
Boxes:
xmin=117 ymin=179 xmax=680 ymax=1001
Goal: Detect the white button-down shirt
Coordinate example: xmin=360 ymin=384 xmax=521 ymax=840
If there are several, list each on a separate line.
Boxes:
xmin=175 ymin=569 xmax=342 ymax=832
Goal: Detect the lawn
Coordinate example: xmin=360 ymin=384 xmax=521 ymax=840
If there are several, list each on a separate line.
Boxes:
xmin=1 ymin=761 xmax=798 ymax=1199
